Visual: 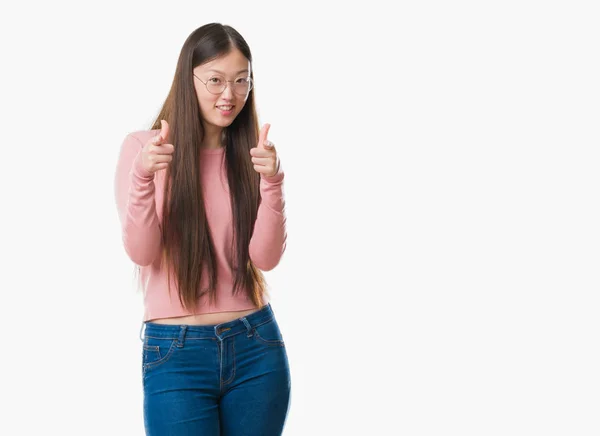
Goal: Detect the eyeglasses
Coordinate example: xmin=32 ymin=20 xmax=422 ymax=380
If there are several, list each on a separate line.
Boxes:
xmin=193 ymin=73 xmax=253 ymax=96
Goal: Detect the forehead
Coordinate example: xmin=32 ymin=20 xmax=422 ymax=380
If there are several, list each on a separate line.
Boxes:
xmin=196 ymin=49 xmax=251 ymax=75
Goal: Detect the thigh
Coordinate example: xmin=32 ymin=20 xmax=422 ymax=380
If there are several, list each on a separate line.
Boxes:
xmin=219 ymin=316 xmax=292 ymax=435
xmin=142 ymin=335 xmax=221 ymax=435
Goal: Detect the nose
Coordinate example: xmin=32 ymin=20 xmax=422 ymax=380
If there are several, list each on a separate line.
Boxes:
xmin=220 ymin=82 xmax=235 ymax=99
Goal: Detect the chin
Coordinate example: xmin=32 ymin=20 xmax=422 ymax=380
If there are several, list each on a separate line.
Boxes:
xmin=215 ymin=119 xmax=234 ymax=128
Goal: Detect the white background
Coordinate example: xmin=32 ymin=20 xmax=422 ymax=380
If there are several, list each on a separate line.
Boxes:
xmin=1 ymin=1 xmax=599 ymax=435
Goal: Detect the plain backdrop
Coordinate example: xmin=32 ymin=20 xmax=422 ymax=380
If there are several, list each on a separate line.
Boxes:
xmin=1 ymin=1 xmax=599 ymax=435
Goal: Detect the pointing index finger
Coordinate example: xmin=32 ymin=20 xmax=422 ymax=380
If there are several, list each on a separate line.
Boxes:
xmin=258 ymin=123 xmax=271 ymax=148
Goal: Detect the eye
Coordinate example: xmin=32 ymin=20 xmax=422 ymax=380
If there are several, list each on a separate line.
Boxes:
xmin=236 ymin=77 xmax=249 ymax=84
xmin=209 ymin=77 xmax=223 ymax=84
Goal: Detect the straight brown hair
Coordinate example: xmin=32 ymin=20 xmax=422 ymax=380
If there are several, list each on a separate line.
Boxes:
xmin=135 ymin=23 xmax=268 ymax=312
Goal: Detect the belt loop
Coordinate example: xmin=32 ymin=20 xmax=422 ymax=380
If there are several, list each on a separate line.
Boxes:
xmin=139 ymin=321 xmax=145 ymax=342
xmin=177 ymin=325 xmax=188 ymax=348
xmin=240 ymin=317 xmax=254 ymax=337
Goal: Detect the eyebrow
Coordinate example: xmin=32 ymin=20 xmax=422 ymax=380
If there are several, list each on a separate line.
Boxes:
xmin=206 ymin=68 xmax=249 ymax=75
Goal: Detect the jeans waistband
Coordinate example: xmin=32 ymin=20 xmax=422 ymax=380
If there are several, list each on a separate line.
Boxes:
xmin=139 ymin=303 xmax=275 ymax=343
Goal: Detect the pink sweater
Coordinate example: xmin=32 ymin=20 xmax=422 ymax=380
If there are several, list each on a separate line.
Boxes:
xmin=114 ymin=129 xmax=287 ymax=321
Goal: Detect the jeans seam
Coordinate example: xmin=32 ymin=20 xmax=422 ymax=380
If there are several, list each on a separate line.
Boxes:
xmin=253 ymin=331 xmax=285 ymax=346
xmin=222 ymin=339 xmax=236 ymax=386
xmin=143 ymin=339 xmax=177 ymax=371
xmin=252 ymin=317 xmax=285 ymax=346
xmin=218 ymin=340 xmax=222 ymax=392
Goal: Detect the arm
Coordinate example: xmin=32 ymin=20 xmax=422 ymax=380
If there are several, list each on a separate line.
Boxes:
xmin=248 ymin=161 xmax=287 ymax=271
xmin=114 ymin=133 xmax=162 ymax=266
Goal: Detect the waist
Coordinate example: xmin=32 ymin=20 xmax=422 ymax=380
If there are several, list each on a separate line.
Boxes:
xmin=143 ymin=303 xmax=276 ymax=338
xmin=140 ymin=270 xmax=268 ymax=322
xmin=147 ymin=306 xmax=262 ymax=325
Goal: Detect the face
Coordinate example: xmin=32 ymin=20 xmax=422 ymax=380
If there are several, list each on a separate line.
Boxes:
xmin=193 ymin=48 xmax=252 ymax=129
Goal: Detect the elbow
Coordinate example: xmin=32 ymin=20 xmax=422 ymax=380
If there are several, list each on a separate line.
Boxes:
xmin=250 ymin=243 xmax=286 ymax=272
xmin=249 ymin=251 xmax=278 ymax=271
xmin=252 ymin=259 xmax=279 ymax=272
xmin=128 ymin=252 xmax=155 ymax=267
xmin=122 ymin=234 xmax=160 ymax=267
xmin=124 ymin=246 xmax=156 ymax=267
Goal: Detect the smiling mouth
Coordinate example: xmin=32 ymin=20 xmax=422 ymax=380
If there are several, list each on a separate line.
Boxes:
xmin=216 ymin=105 xmax=234 ymax=110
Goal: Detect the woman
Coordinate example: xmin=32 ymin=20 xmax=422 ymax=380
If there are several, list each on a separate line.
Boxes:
xmin=114 ymin=23 xmax=291 ymax=435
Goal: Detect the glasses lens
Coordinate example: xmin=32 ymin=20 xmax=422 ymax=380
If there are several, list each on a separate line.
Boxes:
xmin=234 ymin=77 xmax=252 ymax=96
xmin=207 ymin=76 xmax=225 ymax=94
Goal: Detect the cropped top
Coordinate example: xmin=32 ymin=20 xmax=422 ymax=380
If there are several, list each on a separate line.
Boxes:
xmin=113 ymin=129 xmax=286 ymax=321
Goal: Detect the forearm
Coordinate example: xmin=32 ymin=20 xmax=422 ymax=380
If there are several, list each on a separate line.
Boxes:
xmin=114 ymin=134 xmax=162 ymax=266
xmin=249 ymin=163 xmax=287 ymax=271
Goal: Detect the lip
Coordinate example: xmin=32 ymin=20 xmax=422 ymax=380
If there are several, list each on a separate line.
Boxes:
xmin=216 ymin=105 xmax=234 ymax=116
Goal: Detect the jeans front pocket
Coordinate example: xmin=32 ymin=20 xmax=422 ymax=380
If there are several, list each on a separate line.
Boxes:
xmin=252 ymin=317 xmax=285 ymax=347
xmin=142 ymin=336 xmax=177 ymax=372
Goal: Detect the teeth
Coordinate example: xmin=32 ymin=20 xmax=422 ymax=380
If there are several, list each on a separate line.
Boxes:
xmin=217 ymin=106 xmax=233 ymax=110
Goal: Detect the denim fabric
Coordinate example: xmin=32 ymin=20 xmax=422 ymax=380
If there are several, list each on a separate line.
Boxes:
xmin=140 ymin=303 xmax=291 ymax=435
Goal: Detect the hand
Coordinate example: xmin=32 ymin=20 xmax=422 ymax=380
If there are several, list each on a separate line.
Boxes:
xmin=250 ymin=123 xmax=279 ymax=177
xmin=139 ymin=120 xmax=174 ymax=175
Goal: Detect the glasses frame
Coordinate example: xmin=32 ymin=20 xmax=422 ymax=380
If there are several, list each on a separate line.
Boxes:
xmin=193 ymin=73 xmax=254 ymax=96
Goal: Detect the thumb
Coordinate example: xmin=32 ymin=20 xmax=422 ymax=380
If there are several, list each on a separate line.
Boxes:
xmin=258 ymin=123 xmax=271 ymax=149
xmin=159 ymin=119 xmax=170 ymax=142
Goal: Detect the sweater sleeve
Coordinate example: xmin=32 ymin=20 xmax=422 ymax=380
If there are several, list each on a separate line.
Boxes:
xmin=114 ymin=133 xmax=162 ymax=266
xmin=249 ymin=160 xmax=287 ymax=271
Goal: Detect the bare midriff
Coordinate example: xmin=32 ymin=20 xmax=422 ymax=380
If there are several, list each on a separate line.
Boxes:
xmin=147 ymin=307 xmax=262 ymax=326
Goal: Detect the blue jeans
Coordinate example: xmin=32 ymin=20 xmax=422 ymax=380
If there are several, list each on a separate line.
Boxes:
xmin=140 ymin=303 xmax=291 ymax=435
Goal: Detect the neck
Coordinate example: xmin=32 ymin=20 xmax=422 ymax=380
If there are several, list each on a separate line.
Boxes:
xmin=201 ymin=122 xmax=224 ymax=149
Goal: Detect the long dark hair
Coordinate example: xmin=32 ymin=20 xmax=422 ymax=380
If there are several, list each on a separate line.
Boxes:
xmin=135 ymin=23 xmax=268 ymax=312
